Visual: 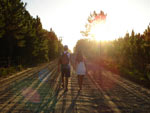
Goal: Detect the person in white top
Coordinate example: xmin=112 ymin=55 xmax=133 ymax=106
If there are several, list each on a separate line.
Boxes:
xmin=75 ymin=50 xmax=87 ymax=90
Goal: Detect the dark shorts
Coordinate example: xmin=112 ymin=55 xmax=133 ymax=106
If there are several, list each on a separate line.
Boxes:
xmin=61 ymin=64 xmax=71 ymax=77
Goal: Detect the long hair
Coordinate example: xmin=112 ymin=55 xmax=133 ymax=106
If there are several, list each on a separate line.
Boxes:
xmin=76 ymin=50 xmax=84 ymax=62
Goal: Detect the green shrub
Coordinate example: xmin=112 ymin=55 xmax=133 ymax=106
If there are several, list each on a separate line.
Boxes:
xmin=17 ymin=65 xmax=23 ymax=71
xmin=7 ymin=67 xmax=16 ymax=74
xmin=0 ymin=68 xmax=8 ymax=76
xmin=147 ymin=70 xmax=150 ymax=80
xmin=0 ymin=65 xmax=24 ymax=76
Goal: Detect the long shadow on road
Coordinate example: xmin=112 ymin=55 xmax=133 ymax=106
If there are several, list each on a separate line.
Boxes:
xmin=65 ymin=90 xmax=80 ymax=113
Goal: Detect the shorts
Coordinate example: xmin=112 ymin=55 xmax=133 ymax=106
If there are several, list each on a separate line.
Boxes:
xmin=61 ymin=64 xmax=71 ymax=77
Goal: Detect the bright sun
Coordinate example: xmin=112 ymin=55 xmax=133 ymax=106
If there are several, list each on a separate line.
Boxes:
xmin=90 ymin=22 xmax=114 ymax=41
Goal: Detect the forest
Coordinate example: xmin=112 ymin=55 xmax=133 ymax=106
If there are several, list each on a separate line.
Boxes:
xmin=0 ymin=0 xmax=63 ymax=75
xmin=73 ymin=11 xmax=150 ymax=84
xmin=74 ymin=25 xmax=150 ymax=84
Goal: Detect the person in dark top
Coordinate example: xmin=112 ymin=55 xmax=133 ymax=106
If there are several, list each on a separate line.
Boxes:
xmin=58 ymin=45 xmax=71 ymax=91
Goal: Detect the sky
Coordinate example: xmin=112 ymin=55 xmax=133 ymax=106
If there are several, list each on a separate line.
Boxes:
xmin=22 ymin=0 xmax=150 ymax=51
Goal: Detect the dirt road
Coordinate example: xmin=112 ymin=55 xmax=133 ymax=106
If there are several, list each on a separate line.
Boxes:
xmin=0 ymin=61 xmax=150 ymax=113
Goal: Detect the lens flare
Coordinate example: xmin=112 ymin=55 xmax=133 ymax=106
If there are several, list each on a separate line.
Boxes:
xmin=90 ymin=22 xmax=113 ymax=41
xmin=38 ymin=68 xmax=49 ymax=82
xmin=22 ymin=87 xmax=41 ymax=103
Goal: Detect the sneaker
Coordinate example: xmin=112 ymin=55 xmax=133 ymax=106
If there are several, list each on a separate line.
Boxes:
xmin=61 ymin=84 xmax=64 ymax=88
xmin=65 ymin=88 xmax=68 ymax=92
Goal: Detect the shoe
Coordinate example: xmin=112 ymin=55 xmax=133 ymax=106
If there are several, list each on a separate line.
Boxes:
xmin=79 ymin=87 xmax=82 ymax=90
xmin=61 ymin=84 xmax=64 ymax=88
xmin=65 ymin=88 xmax=68 ymax=92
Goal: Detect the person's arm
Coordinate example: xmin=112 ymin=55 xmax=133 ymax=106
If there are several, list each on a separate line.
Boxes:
xmin=84 ymin=58 xmax=88 ymax=75
xmin=74 ymin=56 xmax=78 ymax=70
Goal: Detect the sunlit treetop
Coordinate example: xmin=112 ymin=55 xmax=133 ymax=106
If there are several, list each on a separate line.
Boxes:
xmin=81 ymin=10 xmax=107 ymax=37
xmin=88 ymin=11 xmax=107 ymax=24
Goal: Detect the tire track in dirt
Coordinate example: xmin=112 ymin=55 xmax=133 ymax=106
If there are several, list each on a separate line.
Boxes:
xmin=10 ymin=64 xmax=62 ymax=112
xmin=0 ymin=62 xmax=54 ymax=91
xmin=88 ymin=71 xmax=121 ymax=113
xmin=9 ymin=68 xmax=57 ymax=113
xmin=91 ymin=69 xmax=150 ymax=112
xmin=0 ymin=62 xmax=57 ymax=112
xmin=86 ymin=62 xmax=150 ymax=112
xmin=0 ymin=63 xmax=56 ymax=103
xmin=109 ymin=71 xmax=150 ymax=97
xmin=0 ymin=68 xmax=52 ymax=112
xmin=104 ymin=71 xmax=150 ymax=103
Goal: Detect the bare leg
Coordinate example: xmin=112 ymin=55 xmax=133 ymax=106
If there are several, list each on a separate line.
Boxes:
xmin=77 ymin=75 xmax=80 ymax=89
xmin=65 ymin=77 xmax=68 ymax=90
xmin=79 ymin=75 xmax=84 ymax=90
xmin=80 ymin=76 xmax=84 ymax=90
xmin=62 ymin=75 xmax=64 ymax=88
xmin=79 ymin=76 xmax=82 ymax=90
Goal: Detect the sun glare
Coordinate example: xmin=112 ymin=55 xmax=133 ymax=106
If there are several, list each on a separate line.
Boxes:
xmin=90 ymin=22 xmax=114 ymax=41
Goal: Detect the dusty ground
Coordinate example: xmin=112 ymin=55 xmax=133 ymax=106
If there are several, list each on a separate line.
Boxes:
xmin=0 ymin=61 xmax=150 ymax=113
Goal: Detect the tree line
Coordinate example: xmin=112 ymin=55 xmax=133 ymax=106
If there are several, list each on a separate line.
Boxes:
xmin=0 ymin=0 xmax=63 ymax=67
xmin=74 ymin=25 xmax=150 ymax=81
xmin=74 ymin=11 xmax=150 ymax=82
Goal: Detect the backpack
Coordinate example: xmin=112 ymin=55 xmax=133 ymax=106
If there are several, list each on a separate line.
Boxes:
xmin=60 ymin=52 xmax=69 ymax=65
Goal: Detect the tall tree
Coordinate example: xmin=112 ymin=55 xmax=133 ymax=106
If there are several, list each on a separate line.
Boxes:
xmin=0 ymin=0 xmax=63 ymax=67
xmin=0 ymin=0 xmax=27 ymax=59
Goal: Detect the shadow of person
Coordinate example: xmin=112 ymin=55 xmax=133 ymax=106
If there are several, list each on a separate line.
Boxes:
xmin=65 ymin=90 xmax=80 ymax=113
xmin=48 ymin=90 xmax=67 ymax=112
xmin=34 ymin=81 xmax=66 ymax=113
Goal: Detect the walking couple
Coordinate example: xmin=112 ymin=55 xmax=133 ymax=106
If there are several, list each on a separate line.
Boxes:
xmin=58 ymin=45 xmax=87 ymax=91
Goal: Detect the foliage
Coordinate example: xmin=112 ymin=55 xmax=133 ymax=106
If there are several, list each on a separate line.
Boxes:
xmin=0 ymin=65 xmax=24 ymax=76
xmin=0 ymin=0 xmax=63 ymax=67
xmin=77 ymin=10 xmax=150 ymax=81
xmin=76 ymin=20 xmax=150 ymax=81
xmin=80 ymin=10 xmax=107 ymax=37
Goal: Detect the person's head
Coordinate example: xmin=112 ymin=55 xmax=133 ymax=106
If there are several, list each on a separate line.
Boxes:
xmin=77 ymin=50 xmax=82 ymax=56
xmin=76 ymin=50 xmax=83 ymax=62
xmin=64 ymin=45 xmax=68 ymax=51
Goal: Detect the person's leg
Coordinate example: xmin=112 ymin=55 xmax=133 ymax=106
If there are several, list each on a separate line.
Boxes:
xmin=79 ymin=76 xmax=82 ymax=90
xmin=61 ymin=70 xmax=65 ymax=88
xmin=65 ymin=77 xmax=68 ymax=90
xmin=78 ymin=75 xmax=81 ymax=90
xmin=65 ymin=66 xmax=70 ymax=91
xmin=80 ymin=75 xmax=84 ymax=90
xmin=62 ymin=75 xmax=64 ymax=88
xmin=77 ymin=75 xmax=80 ymax=89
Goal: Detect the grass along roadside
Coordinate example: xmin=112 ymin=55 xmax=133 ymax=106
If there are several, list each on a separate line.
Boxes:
xmin=0 ymin=65 xmax=31 ymax=79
